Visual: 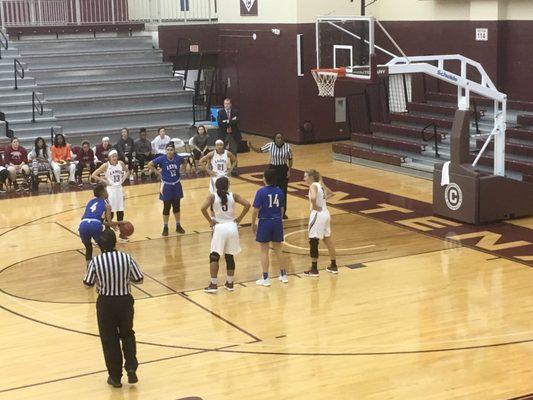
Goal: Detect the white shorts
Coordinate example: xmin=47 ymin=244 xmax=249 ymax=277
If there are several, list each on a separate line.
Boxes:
xmin=211 ymin=222 xmax=241 ymax=255
xmin=107 ymin=186 xmax=124 ymax=212
xmin=209 ymin=174 xmax=229 ymax=194
xmin=308 ymin=209 xmax=331 ymax=239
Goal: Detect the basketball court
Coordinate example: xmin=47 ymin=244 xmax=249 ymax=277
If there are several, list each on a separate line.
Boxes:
xmin=1 ymin=0 xmax=532 ymax=399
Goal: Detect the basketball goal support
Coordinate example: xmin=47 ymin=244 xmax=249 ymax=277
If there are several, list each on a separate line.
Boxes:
xmin=315 ymin=16 xmax=508 ymax=177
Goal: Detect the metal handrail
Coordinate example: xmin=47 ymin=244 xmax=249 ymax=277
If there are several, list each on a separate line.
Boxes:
xmin=50 ymin=127 xmax=57 ymax=144
xmin=32 ymin=91 xmax=44 ymax=123
xmin=0 ymin=31 xmax=8 ymax=60
xmin=421 ymin=122 xmax=440 ymax=158
xmin=14 ymin=59 xmax=24 ymax=90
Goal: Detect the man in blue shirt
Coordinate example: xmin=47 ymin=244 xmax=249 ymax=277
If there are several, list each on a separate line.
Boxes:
xmin=78 ymin=183 xmax=116 ymax=263
xmin=148 ymin=142 xmax=186 ymax=236
xmin=252 ymin=168 xmax=288 ymax=286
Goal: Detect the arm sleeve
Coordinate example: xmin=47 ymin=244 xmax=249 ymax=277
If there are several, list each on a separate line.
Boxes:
xmin=83 ymin=261 xmax=96 ymax=286
xmin=260 ymin=143 xmax=271 ymax=153
xmin=129 ymin=257 xmax=144 ymax=282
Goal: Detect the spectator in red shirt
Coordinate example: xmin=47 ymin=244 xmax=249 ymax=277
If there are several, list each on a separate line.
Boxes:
xmin=94 ymin=137 xmax=113 ymax=167
xmin=75 ymin=140 xmax=96 ymax=185
xmin=4 ymin=137 xmax=30 ymax=191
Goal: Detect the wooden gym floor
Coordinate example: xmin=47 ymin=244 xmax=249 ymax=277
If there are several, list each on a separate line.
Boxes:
xmin=0 ymin=136 xmax=532 ymax=399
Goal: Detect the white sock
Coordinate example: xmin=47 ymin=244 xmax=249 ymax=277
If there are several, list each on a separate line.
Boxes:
xmin=211 ymin=278 xmax=218 ymax=285
xmin=227 ymin=276 xmax=234 ymax=283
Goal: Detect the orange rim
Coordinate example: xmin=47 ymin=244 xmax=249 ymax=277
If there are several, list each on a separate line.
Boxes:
xmin=311 ymin=67 xmax=347 ymax=78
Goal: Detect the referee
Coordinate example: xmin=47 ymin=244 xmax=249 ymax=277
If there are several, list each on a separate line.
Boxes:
xmin=83 ymin=229 xmax=144 ymax=388
xmin=249 ymin=133 xmax=293 ymax=219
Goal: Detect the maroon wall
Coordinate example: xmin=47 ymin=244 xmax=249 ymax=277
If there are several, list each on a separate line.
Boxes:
xmin=159 ymin=20 xmax=533 ymax=143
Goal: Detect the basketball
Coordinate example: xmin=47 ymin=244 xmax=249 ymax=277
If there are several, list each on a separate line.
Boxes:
xmin=119 ymin=221 xmax=134 ymax=237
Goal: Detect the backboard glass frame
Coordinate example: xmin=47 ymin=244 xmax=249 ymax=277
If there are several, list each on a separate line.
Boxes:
xmin=316 ymin=16 xmax=375 ymax=81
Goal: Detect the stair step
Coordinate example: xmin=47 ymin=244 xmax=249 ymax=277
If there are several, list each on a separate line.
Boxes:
xmin=476 ymin=139 xmax=533 ymax=158
xmin=332 ymin=142 xmax=406 ymax=166
xmin=507 ymin=127 xmax=533 ymax=142
xmin=516 ymin=114 xmax=533 ymax=126
xmin=427 ymin=91 xmax=533 ymax=113
xmin=371 ymin=122 xmax=445 ymax=142
xmin=389 ymin=112 xmax=454 ymax=129
xmin=472 ymin=154 xmax=533 ymax=175
xmin=351 ymin=132 xmax=425 ymax=154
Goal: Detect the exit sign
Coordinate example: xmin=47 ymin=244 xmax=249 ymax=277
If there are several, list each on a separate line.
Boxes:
xmin=476 ymin=28 xmax=488 ymax=41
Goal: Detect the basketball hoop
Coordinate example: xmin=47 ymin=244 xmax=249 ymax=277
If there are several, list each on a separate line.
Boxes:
xmin=311 ymin=67 xmax=346 ymax=97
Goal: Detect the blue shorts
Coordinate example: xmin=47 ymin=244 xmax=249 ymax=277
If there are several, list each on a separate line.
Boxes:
xmin=78 ymin=220 xmax=104 ymax=245
xmin=160 ymin=181 xmax=184 ymax=202
xmin=256 ymin=218 xmax=284 ymax=243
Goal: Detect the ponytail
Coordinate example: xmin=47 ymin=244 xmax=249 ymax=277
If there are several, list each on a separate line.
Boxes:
xmin=215 ymin=176 xmax=229 ymax=206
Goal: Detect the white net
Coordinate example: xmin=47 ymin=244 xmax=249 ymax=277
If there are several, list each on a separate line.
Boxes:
xmin=312 ymin=70 xmax=339 ymax=97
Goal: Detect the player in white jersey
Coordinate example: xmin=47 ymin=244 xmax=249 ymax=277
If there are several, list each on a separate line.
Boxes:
xmin=303 ymin=169 xmax=338 ymax=277
xmin=199 ymin=140 xmax=236 ymax=194
xmin=200 ymin=176 xmax=250 ymax=293
xmin=91 ymin=149 xmax=130 ymax=241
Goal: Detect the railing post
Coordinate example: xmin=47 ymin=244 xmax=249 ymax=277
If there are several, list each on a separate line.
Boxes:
xmin=75 ymin=0 xmax=81 ymax=25
xmin=29 ymin=0 xmax=36 ymax=25
xmin=111 ymin=0 xmax=115 ymax=23
xmin=208 ymin=0 xmax=212 ymax=23
xmin=14 ymin=59 xmax=17 ymax=90
xmin=0 ymin=0 xmax=5 ymax=27
xmin=32 ymin=92 xmax=36 ymax=122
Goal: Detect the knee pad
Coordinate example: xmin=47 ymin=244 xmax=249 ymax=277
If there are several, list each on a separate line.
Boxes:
xmin=309 ymin=238 xmax=319 ymax=258
xmin=209 ymin=252 xmax=220 ymax=263
xmin=225 ymin=254 xmax=235 ymax=270
xmin=162 ymin=201 xmax=171 ymax=216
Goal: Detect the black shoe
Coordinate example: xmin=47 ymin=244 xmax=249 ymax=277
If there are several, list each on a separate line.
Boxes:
xmin=107 ymin=376 xmax=122 ymax=388
xmin=231 ymin=169 xmax=239 ymax=177
xmin=176 ymin=224 xmax=185 ymax=234
xmin=283 ymin=214 xmax=288 ymax=220
xmin=162 ymin=226 xmax=169 ymax=236
xmin=127 ymin=370 xmax=138 ymax=384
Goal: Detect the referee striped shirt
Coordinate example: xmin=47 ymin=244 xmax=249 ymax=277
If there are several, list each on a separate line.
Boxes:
xmin=260 ymin=142 xmax=293 ymax=166
xmin=83 ymin=251 xmax=143 ymax=296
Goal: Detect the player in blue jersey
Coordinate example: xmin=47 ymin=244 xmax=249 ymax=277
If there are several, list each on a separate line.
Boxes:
xmin=251 ymin=168 xmax=288 ymax=286
xmin=78 ymin=183 xmax=116 ymax=263
xmin=148 ymin=142 xmax=186 ymax=236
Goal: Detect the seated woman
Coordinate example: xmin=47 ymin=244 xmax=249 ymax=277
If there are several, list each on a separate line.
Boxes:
xmin=192 ymin=125 xmax=210 ymax=160
xmin=4 ymin=137 xmax=30 ymax=191
xmin=74 ymin=141 xmax=96 ymax=185
xmin=51 ymin=133 xmax=76 ymax=186
xmin=28 ymin=137 xmax=51 ymax=191
xmin=94 ymin=136 xmax=112 ymax=168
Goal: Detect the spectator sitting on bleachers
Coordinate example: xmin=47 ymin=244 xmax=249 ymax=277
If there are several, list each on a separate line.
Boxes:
xmin=151 ymin=127 xmax=171 ymax=155
xmin=134 ymin=128 xmax=153 ymax=177
xmin=116 ymin=128 xmax=135 ymax=180
xmin=51 ymin=133 xmax=76 ymax=186
xmin=28 ymin=136 xmax=52 ymax=191
xmin=94 ymin=136 xmax=112 ymax=167
xmin=4 ymin=137 xmax=30 ymax=191
xmin=192 ymin=125 xmax=210 ymax=160
xmin=0 ymin=153 xmax=9 ymax=193
xmin=75 ymin=140 xmax=96 ymax=185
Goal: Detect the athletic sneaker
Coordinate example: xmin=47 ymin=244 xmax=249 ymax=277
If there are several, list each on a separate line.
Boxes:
xmin=162 ymin=226 xmax=169 ymax=236
xmin=256 ymin=278 xmax=271 ymax=287
xmin=127 ymin=370 xmax=138 ymax=384
xmin=224 ymin=281 xmax=234 ymax=292
xmin=303 ymin=269 xmax=320 ymax=277
xmin=204 ymin=283 xmax=218 ymax=293
xmin=279 ymin=274 xmax=289 ymax=284
xmin=176 ymin=224 xmax=185 ymax=234
xmin=326 ymin=265 xmax=339 ymax=275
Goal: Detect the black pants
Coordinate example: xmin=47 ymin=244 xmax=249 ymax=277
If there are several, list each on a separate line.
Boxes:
xmin=76 ymin=162 xmax=95 ymax=182
xmin=270 ymin=164 xmax=289 ymax=216
xmin=135 ymin=153 xmax=153 ymax=172
xmin=96 ymin=294 xmax=138 ymax=380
